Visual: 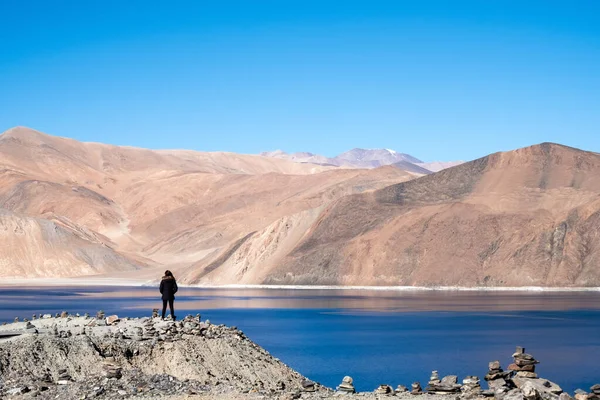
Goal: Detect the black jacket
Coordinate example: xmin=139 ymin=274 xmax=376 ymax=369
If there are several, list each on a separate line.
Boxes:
xmin=159 ymin=276 xmax=178 ymax=300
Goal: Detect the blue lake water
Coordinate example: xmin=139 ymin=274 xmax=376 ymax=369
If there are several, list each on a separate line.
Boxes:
xmin=1 ymin=286 xmax=599 ymax=393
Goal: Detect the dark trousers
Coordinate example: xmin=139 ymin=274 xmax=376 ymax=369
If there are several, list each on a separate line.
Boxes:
xmin=162 ymin=298 xmax=174 ymax=319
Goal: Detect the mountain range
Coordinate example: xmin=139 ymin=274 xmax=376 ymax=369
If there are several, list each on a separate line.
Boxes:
xmin=260 ymin=149 xmax=464 ymax=173
xmin=1 ymin=126 xmax=599 ymax=287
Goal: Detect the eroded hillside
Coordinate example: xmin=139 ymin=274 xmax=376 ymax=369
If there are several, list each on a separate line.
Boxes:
xmin=0 ymin=127 xmax=418 ymax=280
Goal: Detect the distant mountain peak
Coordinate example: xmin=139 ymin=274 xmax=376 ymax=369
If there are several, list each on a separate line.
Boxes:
xmin=259 ymin=149 xmax=288 ymax=157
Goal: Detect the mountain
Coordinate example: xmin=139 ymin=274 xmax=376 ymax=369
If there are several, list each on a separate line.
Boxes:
xmin=261 ymin=148 xmax=463 ymax=172
xmin=334 ymin=148 xmax=422 ymax=168
xmin=0 ymin=127 xmax=419 ymax=279
xmin=188 ymin=143 xmax=600 ymax=287
xmin=3 ymin=127 xmax=598 ymax=287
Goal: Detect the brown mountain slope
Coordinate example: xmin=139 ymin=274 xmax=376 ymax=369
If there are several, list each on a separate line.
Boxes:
xmin=0 ymin=127 xmax=420 ymax=279
xmin=0 ymin=209 xmax=141 ymax=278
xmin=190 ymin=143 xmax=600 ymax=287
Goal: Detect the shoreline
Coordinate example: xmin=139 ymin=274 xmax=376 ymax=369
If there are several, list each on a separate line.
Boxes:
xmin=1 ymin=278 xmax=599 ymax=292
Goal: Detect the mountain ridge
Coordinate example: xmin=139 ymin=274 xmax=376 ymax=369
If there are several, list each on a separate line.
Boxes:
xmin=1 ymin=127 xmax=599 ymax=287
xmin=0 ymin=126 xmax=419 ymax=280
xmin=260 ymin=147 xmax=463 ymax=172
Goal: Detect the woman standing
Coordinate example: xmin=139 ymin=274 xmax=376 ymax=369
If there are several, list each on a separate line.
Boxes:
xmin=159 ymin=270 xmax=178 ymax=320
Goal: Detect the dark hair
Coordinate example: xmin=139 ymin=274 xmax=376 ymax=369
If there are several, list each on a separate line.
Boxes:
xmin=164 ymin=270 xmax=173 ymax=277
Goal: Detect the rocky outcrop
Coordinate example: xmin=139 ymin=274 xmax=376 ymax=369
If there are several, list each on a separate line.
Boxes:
xmin=0 ymin=313 xmax=324 ymax=399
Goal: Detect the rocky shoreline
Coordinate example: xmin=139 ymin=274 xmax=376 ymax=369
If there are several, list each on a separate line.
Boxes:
xmin=0 ymin=312 xmax=598 ymax=400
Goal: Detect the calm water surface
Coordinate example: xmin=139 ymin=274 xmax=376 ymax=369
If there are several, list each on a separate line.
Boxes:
xmin=1 ymin=286 xmax=599 ymax=393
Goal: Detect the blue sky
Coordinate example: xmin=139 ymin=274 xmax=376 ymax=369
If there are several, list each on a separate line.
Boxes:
xmin=1 ymin=1 xmax=599 ymax=162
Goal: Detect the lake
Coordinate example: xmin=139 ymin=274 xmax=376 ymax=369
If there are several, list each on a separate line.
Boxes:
xmin=1 ymin=286 xmax=599 ymax=393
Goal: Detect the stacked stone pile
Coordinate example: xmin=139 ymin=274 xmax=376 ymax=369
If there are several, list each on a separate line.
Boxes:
xmin=484 ymin=360 xmax=511 ymax=394
xmin=337 ymin=376 xmax=356 ymax=393
xmin=460 ymin=376 xmax=482 ymax=398
xmin=374 ymin=384 xmax=394 ymax=395
xmin=426 ymin=371 xmax=461 ymax=394
xmin=395 ymin=385 xmax=408 ymax=394
xmin=411 ymin=382 xmax=423 ymax=395
xmin=588 ymin=384 xmax=600 ymax=400
xmin=509 ymin=347 xmax=540 ymax=378
xmin=143 ymin=318 xmax=157 ymax=338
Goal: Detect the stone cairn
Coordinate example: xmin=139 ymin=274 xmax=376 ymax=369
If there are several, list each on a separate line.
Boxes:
xmin=426 ymin=371 xmax=461 ymax=394
xmin=395 ymin=385 xmax=408 ymax=394
xmin=589 ymin=384 xmax=600 ymax=400
xmin=152 ymin=309 xmax=159 ymax=319
xmin=461 ymin=376 xmax=482 ymax=397
xmin=374 ymin=384 xmax=394 ymax=395
xmin=96 ymin=310 xmax=105 ymax=320
xmin=576 ymin=385 xmax=600 ymax=400
xmin=484 ymin=360 xmax=511 ymax=394
xmin=337 ymin=376 xmax=356 ymax=394
xmin=411 ymin=382 xmax=423 ymax=395
xmin=508 ymin=346 xmax=539 ymax=378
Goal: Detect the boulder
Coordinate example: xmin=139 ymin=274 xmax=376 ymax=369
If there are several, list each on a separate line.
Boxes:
xmin=301 ymin=380 xmax=316 ymax=392
xmin=441 ymin=375 xmax=459 ymax=386
xmin=517 ymin=372 xmax=539 ymax=379
xmin=504 ymin=388 xmax=526 ymax=400
xmin=522 ymin=382 xmax=541 ymax=400
xmin=488 ymin=378 xmax=509 ymax=390
xmin=106 ymin=315 xmax=120 ymax=325
xmin=513 ymin=377 xmax=563 ymax=395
